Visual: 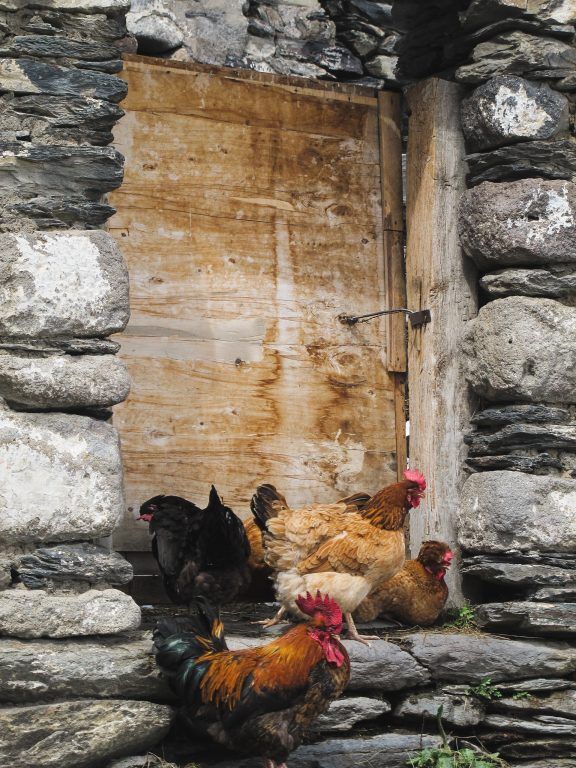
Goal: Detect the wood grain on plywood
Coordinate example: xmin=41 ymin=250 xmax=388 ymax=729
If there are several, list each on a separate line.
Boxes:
xmin=109 ymin=58 xmax=404 ymax=551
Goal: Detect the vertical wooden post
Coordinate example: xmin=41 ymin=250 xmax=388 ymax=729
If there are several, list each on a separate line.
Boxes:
xmin=378 ymin=91 xmax=407 ymax=482
xmin=405 ymin=79 xmax=478 ymax=604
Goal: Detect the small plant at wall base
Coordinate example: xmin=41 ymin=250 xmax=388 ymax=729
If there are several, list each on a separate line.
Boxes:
xmin=468 ymin=677 xmax=503 ymax=701
xmin=408 ymin=707 xmax=509 ymax=767
xmin=443 ymin=603 xmax=477 ymax=630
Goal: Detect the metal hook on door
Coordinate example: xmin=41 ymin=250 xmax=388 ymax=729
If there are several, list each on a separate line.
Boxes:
xmin=338 ymin=308 xmax=431 ymax=328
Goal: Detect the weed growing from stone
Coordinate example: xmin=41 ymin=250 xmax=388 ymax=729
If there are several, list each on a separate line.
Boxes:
xmin=468 ymin=677 xmax=503 ymax=701
xmin=407 ymin=706 xmax=509 ymax=768
xmin=443 ymin=603 xmax=477 ymax=630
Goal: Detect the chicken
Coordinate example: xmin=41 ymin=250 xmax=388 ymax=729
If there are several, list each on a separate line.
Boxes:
xmin=153 ymin=591 xmax=350 ymax=768
xmin=138 ymin=486 xmax=251 ymax=606
xmin=251 ymin=469 xmax=426 ymax=644
xmin=242 ymin=517 xmax=275 ymax=600
xmin=353 ymin=540 xmax=453 ymax=626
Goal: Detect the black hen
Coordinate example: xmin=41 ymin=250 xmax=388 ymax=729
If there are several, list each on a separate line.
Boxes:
xmin=138 ymin=486 xmax=251 ymax=607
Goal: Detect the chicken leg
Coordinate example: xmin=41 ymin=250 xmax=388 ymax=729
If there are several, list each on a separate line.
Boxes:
xmin=253 ymin=605 xmax=287 ymax=628
xmin=345 ymin=612 xmax=379 ymax=647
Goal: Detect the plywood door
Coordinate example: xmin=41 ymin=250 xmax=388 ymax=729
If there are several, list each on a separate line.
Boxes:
xmin=108 ymin=56 xmax=405 ymax=551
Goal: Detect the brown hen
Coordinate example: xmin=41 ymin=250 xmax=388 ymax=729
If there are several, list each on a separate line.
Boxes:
xmin=251 ymin=470 xmax=426 ymax=645
xmin=354 ymin=540 xmax=452 ymax=626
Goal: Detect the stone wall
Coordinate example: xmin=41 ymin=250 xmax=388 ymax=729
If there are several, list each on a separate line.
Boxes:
xmin=0 ymin=1 xmax=173 ymax=765
xmin=4 ymin=622 xmax=576 ymax=767
xmin=125 ymin=0 xmax=402 ymax=87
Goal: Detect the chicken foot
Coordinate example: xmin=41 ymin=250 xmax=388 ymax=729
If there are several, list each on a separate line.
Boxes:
xmin=344 ymin=612 xmax=379 ymax=647
xmin=252 ymin=605 xmax=287 ymax=628
xmin=264 ymin=760 xmax=287 ymax=768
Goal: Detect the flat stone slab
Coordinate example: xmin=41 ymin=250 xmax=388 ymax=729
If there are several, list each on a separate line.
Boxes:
xmin=405 ymin=632 xmax=576 ymax=683
xmin=313 ymin=696 xmax=390 ymax=732
xmin=14 ymin=543 xmax=133 ymax=589
xmin=0 ymin=410 xmax=124 ymax=544
xmin=466 ymin=423 xmax=576 ymax=456
xmin=463 ymin=297 xmax=576 ymax=403
xmin=484 ymin=713 xmax=576 ymax=738
xmin=470 ymin=404 xmax=570 ymax=427
xmin=0 ymin=142 xmax=124 ymax=197
xmin=456 ymin=31 xmax=576 ymax=84
xmin=0 ymin=230 xmax=129 ymax=339
xmin=0 ymin=632 xmax=171 ymax=703
xmin=459 ymin=179 xmax=576 ymax=268
xmin=476 ymin=602 xmax=576 ymax=637
xmin=493 ymin=689 xmax=576 ymax=719
xmin=210 ymin=734 xmax=442 ymax=768
xmin=0 ymin=698 xmax=173 ymax=768
xmin=0 ymin=57 xmax=127 ymax=102
xmin=467 ymin=139 xmax=576 ymax=185
xmin=228 ymin=635 xmax=430 ymax=692
xmin=459 ymin=471 xmax=576 ymax=554
xmin=460 ymin=75 xmax=569 ymax=151
xmin=0 ymin=589 xmax=141 ymax=638
xmin=480 ymin=265 xmax=576 ymax=299
xmin=0 ymin=352 xmax=130 ymax=409
xmin=461 ymin=558 xmax=576 ymax=588
xmin=394 ymin=689 xmax=485 ymax=727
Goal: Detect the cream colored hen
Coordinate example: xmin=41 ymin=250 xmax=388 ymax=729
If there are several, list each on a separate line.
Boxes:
xmin=250 ymin=470 xmax=426 ymax=645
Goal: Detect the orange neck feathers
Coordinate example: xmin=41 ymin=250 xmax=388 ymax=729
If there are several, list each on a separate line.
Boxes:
xmin=358 ymin=481 xmax=413 ymax=530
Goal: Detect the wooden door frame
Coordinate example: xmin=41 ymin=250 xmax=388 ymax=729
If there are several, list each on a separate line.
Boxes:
xmin=405 ymin=78 xmax=478 ymax=604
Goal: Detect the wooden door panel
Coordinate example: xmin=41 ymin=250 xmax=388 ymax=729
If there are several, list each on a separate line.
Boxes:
xmin=109 ymin=57 xmax=404 ymax=551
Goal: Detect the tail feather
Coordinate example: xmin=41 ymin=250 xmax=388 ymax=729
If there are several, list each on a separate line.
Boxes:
xmin=250 ymin=484 xmax=289 ymax=532
xmin=201 ymin=485 xmax=250 ymax=567
xmin=153 ymin=602 xmax=227 ymax=706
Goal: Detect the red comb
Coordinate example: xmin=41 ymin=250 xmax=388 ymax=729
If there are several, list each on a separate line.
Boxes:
xmin=404 ymin=468 xmax=426 ymax=490
xmin=295 ymin=591 xmax=342 ymax=625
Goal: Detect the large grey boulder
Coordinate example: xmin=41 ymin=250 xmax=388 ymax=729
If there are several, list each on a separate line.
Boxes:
xmin=0 ymin=352 xmax=130 ymax=409
xmin=459 ymin=471 xmax=576 ymax=554
xmin=14 ymin=543 xmax=133 ymax=590
xmin=228 ymin=636 xmax=430 ymax=691
xmin=0 ymin=699 xmax=173 ymax=768
xmin=476 ymin=602 xmax=576 ymax=637
xmin=0 ymin=633 xmax=171 ymax=703
xmin=0 ymin=410 xmax=124 ymax=544
xmin=0 ymin=230 xmax=129 ymax=339
xmin=405 ymin=632 xmax=576 ymax=683
xmin=480 ymin=265 xmax=576 ymax=299
xmin=463 ymin=297 xmax=576 ymax=403
xmin=459 ymin=179 xmax=576 ymax=268
xmin=313 ymin=696 xmax=390 ymax=732
xmin=0 ymin=589 xmax=141 ymax=638
xmin=484 ymin=713 xmax=576 ymax=737
xmin=461 ymin=76 xmax=569 ymax=152
xmin=456 ymin=32 xmax=576 ymax=84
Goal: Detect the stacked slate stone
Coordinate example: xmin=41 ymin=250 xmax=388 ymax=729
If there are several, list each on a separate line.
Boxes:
xmin=0 ymin=1 xmax=173 ymax=765
xmin=451 ymin=1 xmax=576 ymax=643
xmin=45 ymin=625 xmax=574 ymax=768
xmin=126 ymin=0 xmax=401 ymax=86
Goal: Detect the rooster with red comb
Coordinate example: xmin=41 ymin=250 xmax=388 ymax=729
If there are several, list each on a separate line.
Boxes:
xmin=154 ymin=590 xmax=349 ymax=767
xmin=251 ymin=469 xmax=426 ymax=644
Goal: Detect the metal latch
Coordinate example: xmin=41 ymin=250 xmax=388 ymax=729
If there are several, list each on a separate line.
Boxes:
xmin=338 ymin=308 xmax=431 ymax=328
